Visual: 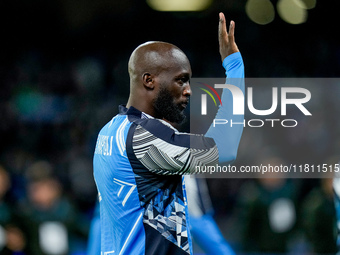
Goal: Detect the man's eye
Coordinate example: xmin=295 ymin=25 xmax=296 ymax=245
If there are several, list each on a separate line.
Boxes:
xmin=178 ymin=77 xmax=188 ymax=84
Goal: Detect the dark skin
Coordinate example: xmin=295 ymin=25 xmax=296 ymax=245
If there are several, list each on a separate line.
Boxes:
xmin=126 ymin=12 xmax=239 ymax=120
xmin=126 ymin=42 xmax=192 ymax=120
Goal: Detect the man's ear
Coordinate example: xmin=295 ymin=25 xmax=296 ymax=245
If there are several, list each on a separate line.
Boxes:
xmin=142 ymin=73 xmax=155 ymax=90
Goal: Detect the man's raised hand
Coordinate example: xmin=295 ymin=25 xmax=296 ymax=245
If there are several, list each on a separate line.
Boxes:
xmin=218 ymin=12 xmax=239 ymax=62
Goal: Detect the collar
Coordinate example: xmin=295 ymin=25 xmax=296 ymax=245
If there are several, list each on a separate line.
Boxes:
xmin=118 ymin=104 xmax=154 ymax=119
xmin=119 ymin=104 xmax=179 ymax=132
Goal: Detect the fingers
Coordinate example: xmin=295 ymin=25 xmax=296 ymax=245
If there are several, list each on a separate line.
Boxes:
xmin=229 ymin=20 xmax=235 ymax=37
xmin=218 ymin=12 xmax=228 ymax=43
xmin=218 ymin=12 xmax=239 ymax=61
xmin=229 ymin=20 xmax=235 ymax=43
xmin=219 ymin=12 xmax=225 ymax=31
xmin=219 ymin=13 xmax=236 ymax=42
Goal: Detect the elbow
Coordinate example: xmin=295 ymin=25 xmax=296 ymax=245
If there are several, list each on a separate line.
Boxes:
xmin=230 ymin=151 xmax=237 ymax=163
xmin=219 ymin=149 xmax=238 ymax=164
xmin=228 ymin=151 xmax=237 ymax=164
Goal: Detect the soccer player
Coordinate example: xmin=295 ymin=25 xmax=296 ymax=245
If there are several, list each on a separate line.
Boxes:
xmin=93 ymin=12 xmax=244 ymax=255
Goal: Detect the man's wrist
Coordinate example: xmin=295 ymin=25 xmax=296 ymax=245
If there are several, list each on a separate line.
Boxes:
xmin=222 ymin=51 xmax=242 ymax=71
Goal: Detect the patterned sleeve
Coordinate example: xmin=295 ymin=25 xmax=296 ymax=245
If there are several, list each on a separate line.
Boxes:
xmin=130 ymin=118 xmax=219 ymax=175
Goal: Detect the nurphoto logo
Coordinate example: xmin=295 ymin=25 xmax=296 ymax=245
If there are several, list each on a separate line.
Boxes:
xmin=198 ymin=80 xmax=312 ymax=128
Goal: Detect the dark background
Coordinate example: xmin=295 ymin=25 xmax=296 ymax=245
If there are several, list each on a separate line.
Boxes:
xmin=0 ymin=0 xmax=339 ymax=254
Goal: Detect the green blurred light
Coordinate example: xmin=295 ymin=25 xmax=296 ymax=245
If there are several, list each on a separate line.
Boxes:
xmin=277 ymin=0 xmax=308 ymax=24
xmin=298 ymin=0 xmax=316 ymax=9
xmin=246 ymin=0 xmax=275 ymax=25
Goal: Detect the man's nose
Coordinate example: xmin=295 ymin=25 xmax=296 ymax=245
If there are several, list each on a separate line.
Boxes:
xmin=183 ymin=83 xmax=191 ymax=96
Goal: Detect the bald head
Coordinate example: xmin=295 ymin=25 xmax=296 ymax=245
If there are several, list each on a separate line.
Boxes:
xmin=126 ymin=41 xmax=192 ymax=122
xmin=128 ymin=41 xmax=189 ymax=86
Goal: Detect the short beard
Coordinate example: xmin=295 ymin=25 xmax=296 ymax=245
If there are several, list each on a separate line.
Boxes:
xmin=153 ymin=86 xmax=186 ymax=124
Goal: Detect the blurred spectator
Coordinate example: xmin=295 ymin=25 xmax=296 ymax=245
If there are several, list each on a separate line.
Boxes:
xmin=2 ymin=225 xmax=27 ymax=255
xmin=303 ymin=178 xmax=337 ymax=255
xmin=236 ymin=157 xmax=298 ymax=254
xmin=0 ymin=165 xmax=12 ymax=227
xmin=18 ymin=161 xmax=89 ymax=255
xmin=0 ymin=165 xmax=28 ymax=254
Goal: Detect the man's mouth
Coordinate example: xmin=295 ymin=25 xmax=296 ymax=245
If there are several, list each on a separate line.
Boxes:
xmin=180 ymin=101 xmax=189 ymax=110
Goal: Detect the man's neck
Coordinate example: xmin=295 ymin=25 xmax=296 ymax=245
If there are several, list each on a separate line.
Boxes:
xmin=126 ymin=99 xmax=160 ymax=119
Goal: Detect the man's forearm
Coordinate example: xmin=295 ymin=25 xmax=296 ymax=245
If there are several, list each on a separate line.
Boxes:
xmin=205 ymin=52 xmax=245 ymax=163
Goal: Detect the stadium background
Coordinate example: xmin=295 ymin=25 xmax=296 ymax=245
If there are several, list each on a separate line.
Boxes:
xmin=0 ymin=0 xmax=339 ymax=254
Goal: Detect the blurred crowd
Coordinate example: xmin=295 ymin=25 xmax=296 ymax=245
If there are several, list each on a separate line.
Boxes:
xmin=0 ymin=52 xmax=114 ymax=254
xmin=0 ymin=49 xmax=339 ymax=255
xmin=1 ymin=2 xmax=340 ymax=250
